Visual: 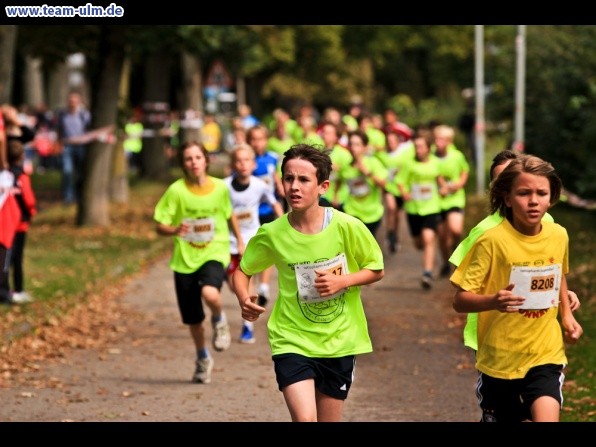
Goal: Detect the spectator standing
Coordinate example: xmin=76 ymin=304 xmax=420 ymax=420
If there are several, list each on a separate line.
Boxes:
xmin=123 ymin=109 xmax=144 ymax=173
xmin=1 ymin=111 xmax=22 ymax=305
xmin=56 ymin=91 xmax=91 ymax=205
xmin=2 ymin=140 xmax=37 ymax=303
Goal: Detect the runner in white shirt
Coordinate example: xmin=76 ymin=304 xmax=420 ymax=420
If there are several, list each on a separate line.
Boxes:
xmin=224 ymin=144 xmax=284 ymax=343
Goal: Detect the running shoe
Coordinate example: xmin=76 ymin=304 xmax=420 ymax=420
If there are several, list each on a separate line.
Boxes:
xmin=192 ymin=356 xmax=214 ymax=384
xmin=239 ymin=324 xmax=256 ymax=344
xmin=212 ymin=319 xmax=231 ymax=351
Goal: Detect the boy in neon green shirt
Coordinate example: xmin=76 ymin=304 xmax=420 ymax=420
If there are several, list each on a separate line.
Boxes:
xmin=233 ymin=144 xmax=384 ymax=422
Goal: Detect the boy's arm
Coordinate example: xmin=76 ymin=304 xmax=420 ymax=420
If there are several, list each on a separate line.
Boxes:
xmin=155 ymin=221 xmax=189 ymax=237
xmin=452 ymin=284 xmax=525 ymax=313
xmin=233 ymin=267 xmax=265 ymax=322
xmin=314 ymin=268 xmax=384 ymax=297
xmin=568 ymin=289 xmax=581 ymax=312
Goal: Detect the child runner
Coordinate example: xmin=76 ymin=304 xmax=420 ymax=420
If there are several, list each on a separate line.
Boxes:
xmin=451 ymin=154 xmax=583 ymax=422
xmin=154 ymin=141 xmax=242 ymax=384
xmin=450 ymin=150 xmax=580 ymax=352
xmin=232 ymin=144 xmax=384 ymax=422
xmin=224 ymin=144 xmax=284 ymax=344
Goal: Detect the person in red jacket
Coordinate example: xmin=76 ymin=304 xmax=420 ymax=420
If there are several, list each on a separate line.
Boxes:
xmin=1 ymin=111 xmax=23 ymax=305
xmin=3 ymin=140 xmax=37 ymax=303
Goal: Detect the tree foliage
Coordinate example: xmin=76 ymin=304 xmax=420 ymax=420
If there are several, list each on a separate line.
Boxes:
xmin=524 ymin=26 xmax=596 ymax=198
xmin=7 ymin=24 xmax=596 ymax=230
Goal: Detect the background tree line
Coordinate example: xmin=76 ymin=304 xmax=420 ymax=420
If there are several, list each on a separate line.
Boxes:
xmin=0 ymin=25 xmax=594 ymax=226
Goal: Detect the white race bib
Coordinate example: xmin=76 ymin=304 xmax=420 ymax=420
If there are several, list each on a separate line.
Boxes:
xmin=294 ymin=253 xmax=349 ymax=303
xmin=234 ymin=207 xmax=255 ymax=229
xmin=509 ymin=264 xmax=562 ymax=310
xmin=411 ymin=182 xmax=434 ymax=201
xmin=347 ymin=177 xmax=370 ymax=197
xmin=182 ymin=217 xmax=215 ymax=243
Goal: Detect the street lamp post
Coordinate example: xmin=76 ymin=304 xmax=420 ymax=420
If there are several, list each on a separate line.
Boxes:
xmin=475 ymin=25 xmax=486 ymax=195
xmin=514 ymin=25 xmax=526 ymax=152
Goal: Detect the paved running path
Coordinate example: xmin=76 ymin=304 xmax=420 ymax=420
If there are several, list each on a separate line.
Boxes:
xmin=0 ymin=220 xmax=479 ymax=422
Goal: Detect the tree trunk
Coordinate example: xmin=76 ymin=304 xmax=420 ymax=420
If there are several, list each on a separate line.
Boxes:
xmin=180 ymin=52 xmax=202 ymax=143
xmin=0 ymin=25 xmax=17 ymax=167
xmin=110 ymin=56 xmax=132 ymax=204
xmin=77 ymin=26 xmax=126 ymax=227
xmin=47 ymin=61 xmax=69 ymax=111
xmin=0 ymin=25 xmax=17 ymax=105
xmin=181 ymin=51 xmax=203 ymax=112
xmin=24 ymin=56 xmax=44 ymax=109
xmin=140 ymin=50 xmax=171 ymax=181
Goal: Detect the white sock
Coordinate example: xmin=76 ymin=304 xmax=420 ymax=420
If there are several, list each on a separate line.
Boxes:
xmin=243 ymin=320 xmax=254 ymax=330
xmin=258 ymin=283 xmax=270 ymax=297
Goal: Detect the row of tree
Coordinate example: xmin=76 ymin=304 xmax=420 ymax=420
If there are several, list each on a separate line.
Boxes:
xmin=0 ymin=25 xmax=594 ymax=226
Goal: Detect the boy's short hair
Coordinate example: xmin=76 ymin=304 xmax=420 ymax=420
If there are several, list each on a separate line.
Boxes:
xmin=281 ymin=143 xmax=332 ymax=184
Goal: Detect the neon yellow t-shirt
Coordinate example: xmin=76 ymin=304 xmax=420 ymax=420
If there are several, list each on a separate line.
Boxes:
xmin=322 ymin=144 xmax=352 ymax=206
xmin=339 ymin=156 xmax=388 ymax=223
xmin=377 ymin=143 xmax=415 ymax=197
xmin=239 ymin=209 xmax=384 ymax=358
xmin=434 ymin=146 xmax=470 ymax=210
xmin=395 ymin=154 xmax=442 ymax=216
xmin=154 ymin=177 xmax=232 ymax=273
xmin=268 ymin=136 xmax=295 ymax=158
xmin=451 ymin=219 xmax=568 ymax=379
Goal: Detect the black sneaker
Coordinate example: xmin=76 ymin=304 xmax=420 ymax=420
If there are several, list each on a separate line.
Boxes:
xmin=421 ymin=273 xmax=432 ymax=290
xmin=257 ymin=295 xmax=268 ymax=307
xmin=0 ymin=293 xmax=15 ymax=306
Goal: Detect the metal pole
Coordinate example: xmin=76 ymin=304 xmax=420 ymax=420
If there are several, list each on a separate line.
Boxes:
xmin=514 ymin=25 xmax=526 ymax=152
xmin=475 ymin=25 xmax=486 ymax=195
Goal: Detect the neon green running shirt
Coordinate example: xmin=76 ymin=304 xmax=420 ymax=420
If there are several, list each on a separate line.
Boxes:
xmin=240 ymin=209 xmax=384 ymax=358
xmin=154 ymin=177 xmax=233 ymax=274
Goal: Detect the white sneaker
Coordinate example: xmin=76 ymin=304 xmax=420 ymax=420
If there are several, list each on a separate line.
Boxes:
xmin=11 ymin=291 xmax=33 ymax=304
xmin=212 ymin=319 xmax=231 ymax=352
xmin=192 ymin=357 xmax=214 ymax=384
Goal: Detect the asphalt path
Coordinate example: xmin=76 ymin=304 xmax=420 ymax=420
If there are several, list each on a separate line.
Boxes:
xmin=0 ymin=218 xmax=480 ymax=423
